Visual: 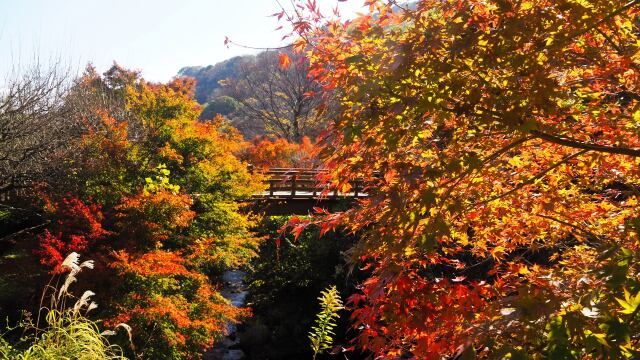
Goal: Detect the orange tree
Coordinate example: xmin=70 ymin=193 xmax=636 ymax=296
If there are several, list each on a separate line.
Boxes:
xmin=34 ymin=66 xmax=263 ymax=359
xmin=282 ymin=0 xmax=640 ymax=358
xmin=241 ymin=135 xmax=318 ymax=170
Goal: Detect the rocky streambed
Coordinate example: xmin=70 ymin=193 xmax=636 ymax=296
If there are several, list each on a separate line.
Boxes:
xmin=204 ymin=270 xmax=249 ymax=360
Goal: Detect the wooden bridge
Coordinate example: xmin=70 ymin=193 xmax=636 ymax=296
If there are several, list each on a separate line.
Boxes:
xmin=250 ymin=168 xmax=369 ymax=215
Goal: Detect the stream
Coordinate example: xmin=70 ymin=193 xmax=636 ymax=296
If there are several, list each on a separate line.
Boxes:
xmin=204 ymin=270 xmax=249 ymax=360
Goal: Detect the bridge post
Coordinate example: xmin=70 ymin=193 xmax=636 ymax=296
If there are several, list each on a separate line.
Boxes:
xmin=291 ymin=174 xmax=297 ymax=197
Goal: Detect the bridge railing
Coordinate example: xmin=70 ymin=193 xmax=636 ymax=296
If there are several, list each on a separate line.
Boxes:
xmin=0 ymin=187 xmax=27 ymax=204
xmin=254 ymin=168 xmax=367 ymax=199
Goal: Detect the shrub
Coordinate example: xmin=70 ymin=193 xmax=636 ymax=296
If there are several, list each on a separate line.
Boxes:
xmin=108 ymin=250 xmax=248 ymax=360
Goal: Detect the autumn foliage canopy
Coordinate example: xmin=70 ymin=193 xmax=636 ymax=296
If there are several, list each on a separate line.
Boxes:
xmin=283 ymin=0 xmax=640 ymax=358
xmin=241 ymin=135 xmax=317 ymax=169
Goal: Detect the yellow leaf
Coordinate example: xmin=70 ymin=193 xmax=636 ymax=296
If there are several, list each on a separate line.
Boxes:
xmin=536 ymin=53 xmax=548 ymax=65
xmin=521 ymin=1 xmax=533 ymax=10
xmin=491 ymin=246 xmax=506 ymax=260
xmin=508 ymin=156 xmax=522 ymax=167
xmin=404 ymin=246 xmax=416 ymax=256
xmin=460 ymin=232 xmax=469 ymax=246
xmin=518 ymin=266 xmax=530 ymax=275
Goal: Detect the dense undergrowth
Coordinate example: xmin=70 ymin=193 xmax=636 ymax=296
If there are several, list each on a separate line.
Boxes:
xmin=238 ymin=216 xmax=363 ymax=359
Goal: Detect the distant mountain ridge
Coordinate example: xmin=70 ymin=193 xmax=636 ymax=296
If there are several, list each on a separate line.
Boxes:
xmin=177 ymin=55 xmax=251 ymax=104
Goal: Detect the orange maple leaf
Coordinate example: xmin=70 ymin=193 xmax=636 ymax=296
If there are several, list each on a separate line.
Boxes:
xmin=279 ymin=53 xmax=292 ymax=69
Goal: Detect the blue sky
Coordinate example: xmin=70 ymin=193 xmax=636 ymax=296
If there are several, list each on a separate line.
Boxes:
xmin=0 ymin=0 xmax=365 ymax=82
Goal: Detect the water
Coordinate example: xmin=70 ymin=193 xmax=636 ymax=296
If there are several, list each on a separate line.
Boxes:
xmin=220 ymin=270 xmax=249 ymax=307
xmin=204 ymin=270 xmax=248 ymax=360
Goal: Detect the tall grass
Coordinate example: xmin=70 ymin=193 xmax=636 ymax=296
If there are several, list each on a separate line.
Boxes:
xmin=0 ymin=252 xmax=130 ymax=360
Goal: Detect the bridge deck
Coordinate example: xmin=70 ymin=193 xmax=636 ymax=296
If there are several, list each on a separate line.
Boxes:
xmin=249 ymin=196 xmax=363 ymax=216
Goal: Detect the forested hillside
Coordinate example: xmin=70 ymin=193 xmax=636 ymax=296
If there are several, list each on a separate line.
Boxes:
xmin=178 ymin=56 xmax=246 ymax=105
xmin=179 ymin=50 xmax=326 ymax=142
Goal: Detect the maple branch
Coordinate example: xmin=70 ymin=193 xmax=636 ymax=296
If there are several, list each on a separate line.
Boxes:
xmin=531 ymin=130 xmax=640 ymax=157
xmin=533 ymin=213 xmax=603 ymax=243
xmin=387 ymin=0 xmax=410 ymax=12
xmin=595 ymin=28 xmax=640 ymax=72
xmin=0 ymin=203 xmax=43 ymax=217
xmin=568 ymin=0 xmax=640 ymax=41
xmin=436 ymin=136 xmax=537 ymax=219
xmin=476 ymin=149 xmax=588 ymax=206
xmin=479 ymin=136 xmax=535 ymax=166
xmin=440 ymin=135 xmax=535 ymax=197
